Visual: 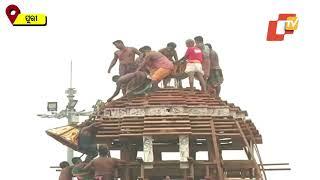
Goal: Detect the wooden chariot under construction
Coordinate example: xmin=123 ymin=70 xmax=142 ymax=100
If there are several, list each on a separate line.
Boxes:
xmin=92 ymin=88 xmax=269 ymax=180
xmin=47 ymin=88 xmax=291 ymax=179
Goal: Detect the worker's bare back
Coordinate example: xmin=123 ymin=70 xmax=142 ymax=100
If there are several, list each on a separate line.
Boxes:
xmin=59 ymin=166 xmax=73 ymax=180
xmin=92 ymin=157 xmax=119 ymax=179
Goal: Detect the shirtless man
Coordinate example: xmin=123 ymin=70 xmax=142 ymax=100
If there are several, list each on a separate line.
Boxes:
xmin=84 ymin=145 xmax=126 ymax=180
xmin=136 ymin=46 xmax=174 ymax=90
xmin=159 ymin=42 xmax=178 ymax=62
xmin=107 ymin=40 xmax=141 ymax=93
xmin=194 ymin=36 xmax=211 ymax=80
xmin=59 ymin=161 xmax=73 ymax=180
xmin=72 ymin=157 xmax=94 ymax=180
xmin=107 ymin=71 xmax=149 ymax=102
xmin=205 ymin=43 xmax=224 ymax=96
xmin=159 ymin=42 xmax=179 ymax=88
xmin=78 ymin=121 xmax=102 ymax=157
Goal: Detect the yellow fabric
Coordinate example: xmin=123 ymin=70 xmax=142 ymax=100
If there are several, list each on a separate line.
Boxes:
xmin=150 ymin=68 xmax=172 ymax=81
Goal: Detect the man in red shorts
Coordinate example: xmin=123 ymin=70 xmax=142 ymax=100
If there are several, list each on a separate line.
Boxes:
xmin=136 ymin=46 xmax=174 ymax=90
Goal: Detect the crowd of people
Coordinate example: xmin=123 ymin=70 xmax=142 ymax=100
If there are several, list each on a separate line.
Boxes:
xmin=59 ymin=145 xmax=174 ymax=180
xmin=58 ymin=36 xmax=224 ymax=180
xmin=107 ymin=36 xmax=224 ymax=102
xmin=59 ymin=145 xmax=124 ymax=180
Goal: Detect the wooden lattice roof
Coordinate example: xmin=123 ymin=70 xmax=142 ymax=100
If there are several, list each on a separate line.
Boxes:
xmin=94 ymin=88 xmax=262 ymax=148
xmin=46 ymin=88 xmax=272 ymax=179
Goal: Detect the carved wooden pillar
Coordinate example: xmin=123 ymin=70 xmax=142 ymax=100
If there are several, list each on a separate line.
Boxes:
xmin=143 ymin=136 xmax=154 ymax=169
xmin=179 ymin=135 xmax=190 ymax=169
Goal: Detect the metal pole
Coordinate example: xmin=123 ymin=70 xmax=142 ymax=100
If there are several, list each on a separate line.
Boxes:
xmin=66 ymin=60 xmax=75 ymax=163
xmin=66 ymin=103 xmax=74 ymax=163
xmin=38 ymin=61 xmax=92 ymax=163
xmin=70 ymin=60 xmax=73 ymax=88
xmin=67 ymin=144 xmax=74 ymax=163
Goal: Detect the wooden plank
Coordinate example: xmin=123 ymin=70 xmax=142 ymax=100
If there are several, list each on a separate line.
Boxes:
xmin=100 ymin=124 xmax=120 ymax=127
xmin=120 ymin=134 xmax=143 ymax=137
xmin=234 ymin=120 xmax=262 ymax=179
xmin=121 ymin=126 xmax=143 ymax=129
xmin=190 ymin=124 xmax=210 ymax=127
xmin=144 ymin=117 xmax=189 ymax=119
xmin=144 ymin=120 xmax=190 ymax=123
xmin=223 ymin=160 xmax=256 ymax=169
xmin=216 ymin=133 xmax=240 ymax=136
xmin=212 ymin=121 xmax=234 ymax=123
xmin=98 ymin=130 xmax=120 ymax=134
xmin=100 ymin=127 xmax=120 ymax=130
xmin=96 ymin=135 xmax=120 ymax=138
xmin=214 ymin=125 xmax=235 ymax=128
xmin=191 ymin=129 xmax=212 ymax=132
xmin=120 ymin=130 xmax=143 ymax=133
xmin=144 ymin=127 xmax=191 ymax=131
xmin=145 ymin=125 xmax=191 ymax=128
xmin=121 ymin=122 xmax=144 ymax=125
xmin=192 ymin=133 xmax=211 ymax=135
xmin=210 ymin=120 xmax=224 ymax=180
xmin=143 ymin=132 xmax=191 ymax=135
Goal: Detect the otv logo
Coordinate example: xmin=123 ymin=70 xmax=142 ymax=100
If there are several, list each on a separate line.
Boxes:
xmin=267 ymin=14 xmax=298 ymax=41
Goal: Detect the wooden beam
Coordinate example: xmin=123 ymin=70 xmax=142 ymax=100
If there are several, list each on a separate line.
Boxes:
xmin=234 ymin=120 xmax=262 ymax=179
xmin=209 ymin=120 xmax=224 ymax=180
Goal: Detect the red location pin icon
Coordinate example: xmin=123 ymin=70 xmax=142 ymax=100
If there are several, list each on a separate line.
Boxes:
xmin=6 ymin=5 xmax=21 ymax=24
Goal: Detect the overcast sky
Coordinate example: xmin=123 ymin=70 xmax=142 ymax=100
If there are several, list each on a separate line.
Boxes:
xmin=0 ymin=0 xmax=319 ymax=179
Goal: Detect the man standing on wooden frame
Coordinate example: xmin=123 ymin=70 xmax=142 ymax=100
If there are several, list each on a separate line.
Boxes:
xmin=107 ymin=40 xmax=141 ymax=94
